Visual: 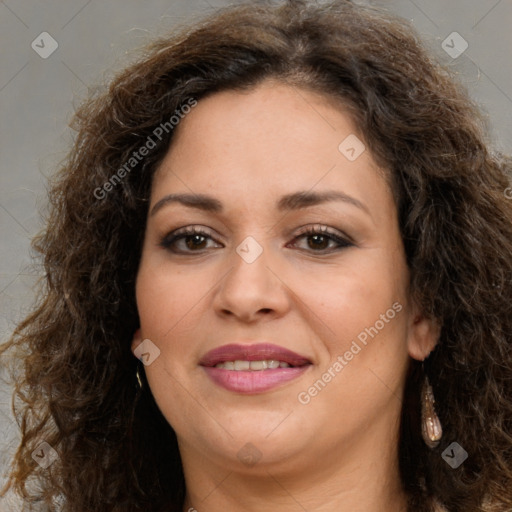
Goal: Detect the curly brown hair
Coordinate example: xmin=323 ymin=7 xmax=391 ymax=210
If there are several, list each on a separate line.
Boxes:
xmin=1 ymin=1 xmax=512 ymax=511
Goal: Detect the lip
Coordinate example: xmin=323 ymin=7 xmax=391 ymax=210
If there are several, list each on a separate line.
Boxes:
xmin=199 ymin=343 xmax=311 ymax=367
xmin=200 ymin=343 xmax=312 ymax=394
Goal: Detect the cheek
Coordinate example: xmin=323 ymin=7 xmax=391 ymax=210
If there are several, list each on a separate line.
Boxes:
xmin=135 ymin=263 xmax=209 ymax=430
xmin=313 ymin=255 xmax=409 ymax=410
xmin=296 ymin=265 xmax=409 ymax=432
xmin=296 ymin=247 xmax=407 ymax=355
xmin=136 ymin=261 xmax=203 ymax=341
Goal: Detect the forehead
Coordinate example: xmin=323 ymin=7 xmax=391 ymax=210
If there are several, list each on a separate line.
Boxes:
xmin=151 ymin=81 xmax=392 ymax=216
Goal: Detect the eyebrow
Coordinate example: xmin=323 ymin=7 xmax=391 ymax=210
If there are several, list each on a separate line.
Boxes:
xmin=150 ymin=190 xmax=369 ymax=216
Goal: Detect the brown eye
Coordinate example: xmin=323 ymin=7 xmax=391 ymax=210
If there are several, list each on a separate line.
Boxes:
xmin=183 ymin=234 xmax=208 ymax=250
xmin=290 ymin=225 xmax=353 ymax=253
xmin=160 ymin=227 xmax=222 ymax=253
xmin=306 ymin=233 xmax=331 ymax=250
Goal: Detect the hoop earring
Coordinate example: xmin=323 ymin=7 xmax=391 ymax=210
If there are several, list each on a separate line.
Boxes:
xmin=421 ymin=374 xmax=442 ymax=448
xmin=136 ymin=365 xmax=143 ymax=391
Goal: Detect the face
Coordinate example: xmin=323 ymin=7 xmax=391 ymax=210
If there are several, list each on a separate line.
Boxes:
xmin=133 ymin=80 xmax=438 ymax=477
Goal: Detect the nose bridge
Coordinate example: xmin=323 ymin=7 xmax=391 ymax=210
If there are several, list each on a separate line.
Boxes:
xmin=229 ymin=233 xmax=274 ymax=294
xmin=235 ymin=234 xmax=266 ymax=266
xmin=213 ymin=233 xmax=289 ymax=320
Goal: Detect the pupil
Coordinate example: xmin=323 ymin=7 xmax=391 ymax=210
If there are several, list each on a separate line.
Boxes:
xmin=309 ymin=234 xmax=328 ymax=249
xmin=186 ymin=235 xmax=205 ymax=249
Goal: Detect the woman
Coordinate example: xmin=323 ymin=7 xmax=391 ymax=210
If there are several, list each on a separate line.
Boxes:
xmin=1 ymin=1 xmax=512 ymax=511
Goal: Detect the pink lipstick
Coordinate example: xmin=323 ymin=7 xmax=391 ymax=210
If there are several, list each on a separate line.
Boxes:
xmin=200 ymin=343 xmax=312 ymax=394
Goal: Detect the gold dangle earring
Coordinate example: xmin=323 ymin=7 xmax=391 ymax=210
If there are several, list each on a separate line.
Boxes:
xmin=421 ymin=365 xmax=442 ymax=448
xmin=136 ymin=363 xmax=143 ymax=391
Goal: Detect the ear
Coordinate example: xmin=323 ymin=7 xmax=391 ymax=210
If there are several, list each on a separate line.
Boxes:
xmin=131 ymin=328 xmax=143 ymax=357
xmin=406 ymin=307 xmax=441 ymax=361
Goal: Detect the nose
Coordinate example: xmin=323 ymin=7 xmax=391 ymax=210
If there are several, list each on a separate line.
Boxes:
xmin=212 ymin=239 xmax=291 ymax=324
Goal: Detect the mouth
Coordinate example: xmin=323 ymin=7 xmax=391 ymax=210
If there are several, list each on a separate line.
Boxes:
xmin=213 ymin=360 xmax=295 ymax=370
xmin=199 ymin=343 xmax=312 ymax=394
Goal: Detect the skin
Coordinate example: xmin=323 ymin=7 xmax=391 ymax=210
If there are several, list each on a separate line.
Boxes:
xmin=132 ymin=80 xmax=439 ymax=512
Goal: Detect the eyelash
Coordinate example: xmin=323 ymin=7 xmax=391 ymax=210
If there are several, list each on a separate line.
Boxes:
xmin=159 ymin=224 xmax=354 ymax=254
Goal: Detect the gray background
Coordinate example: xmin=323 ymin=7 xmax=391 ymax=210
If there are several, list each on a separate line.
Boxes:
xmin=1 ymin=0 xmax=511 ymax=509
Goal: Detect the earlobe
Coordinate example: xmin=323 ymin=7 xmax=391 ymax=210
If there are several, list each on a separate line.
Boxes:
xmin=131 ymin=328 xmax=143 ymax=356
xmin=407 ymin=314 xmax=441 ymax=361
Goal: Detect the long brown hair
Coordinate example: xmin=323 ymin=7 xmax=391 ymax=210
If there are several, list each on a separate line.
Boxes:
xmin=1 ymin=1 xmax=512 ymax=511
